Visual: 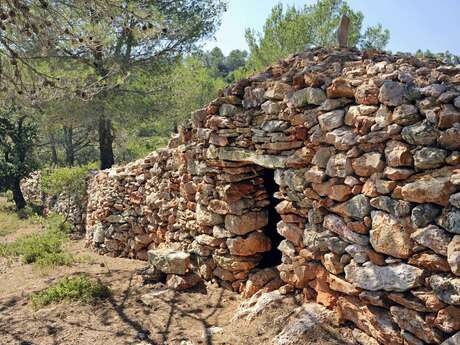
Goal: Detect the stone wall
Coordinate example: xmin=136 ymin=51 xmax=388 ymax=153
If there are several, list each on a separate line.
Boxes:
xmin=21 ymin=171 xmax=87 ymax=233
xmin=85 ymin=47 xmax=460 ymax=344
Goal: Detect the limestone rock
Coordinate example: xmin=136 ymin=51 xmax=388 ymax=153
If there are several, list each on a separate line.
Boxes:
xmin=274 ymin=303 xmax=341 ymax=345
xmin=429 ymin=274 xmax=460 ymax=305
xmin=326 ymin=153 xmax=353 ymax=178
xmin=355 ymin=84 xmax=379 ymax=105
xmin=226 ymin=231 xmax=271 ymax=256
xmin=196 ymin=203 xmax=224 ymax=226
xmin=370 ymin=196 xmax=411 ymax=217
xmin=386 ymin=292 xmax=429 ymax=312
xmin=318 ymin=110 xmax=345 ymax=131
xmin=439 ymin=104 xmax=460 ymax=129
xmin=148 ymin=249 xmax=191 ymax=275
xmin=450 ymin=192 xmax=460 ymax=208
xmin=219 ymin=103 xmax=238 ymax=117
xmin=290 ymin=87 xmax=326 ymax=107
xmin=392 ymin=104 xmax=420 ymax=125
xmin=448 ymin=236 xmax=460 ymax=276
xmin=439 ymin=127 xmax=460 ymax=150
xmin=321 ymin=252 xmax=344 ymax=274
xmin=312 ymin=146 xmax=335 ymax=168
xmin=344 ymin=261 xmax=423 ymax=292
xmin=242 ymin=268 xmax=280 ymax=298
xmin=370 ymin=211 xmax=414 ymax=259
xmin=352 ymin=329 xmax=380 ymax=345
xmin=213 ymin=254 xmax=261 ymax=272
xmin=327 ymin=78 xmax=355 ymax=98
xmin=390 ymin=306 xmax=443 ymax=344
xmin=225 ymin=210 xmax=268 ymax=235
xmin=91 ymin=223 xmax=106 ymax=244
xmin=401 ymin=173 xmax=456 ymax=206
xmin=352 ymin=152 xmax=384 ymax=177
xmin=408 ymin=252 xmax=451 ymax=272
xmin=330 ymin=195 xmax=371 ymax=220
xmin=384 ymin=167 xmax=414 ymax=180
xmin=261 ymin=120 xmax=290 ymax=132
xmin=411 ymin=225 xmax=452 ymax=256
xmin=338 ymin=296 xmax=404 ymax=345
xmin=217 ymin=147 xmax=288 ymax=168
xmin=385 ymin=140 xmax=413 ymax=167
xmin=278 ymin=240 xmax=296 ymax=257
xmin=455 ymin=96 xmax=460 ymax=108
xmin=411 ymin=204 xmax=442 ymax=228
xmin=437 ymin=207 xmax=460 ymax=234
xmin=435 ymin=306 xmax=460 ymax=333
xmin=323 ymin=214 xmax=369 ymax=246
xmin=264 ymin=82 xmax=292 ymax=100
xmin=401 ymin=120 xmax=439 ymax=145
xmin=166 ymin=273 xmax=201 ymax=290
xmin=379 ymin=81 xmax=405 ymax=107
xmin=414 ymin=147 xmax=449 ymax=170
xmin=232 ymin=290 xmax=284 ymax=321
xmin=277 ymin=221 xmax=303 ymax=247
xmin=325 ymin=127 xmax=357 ymax=150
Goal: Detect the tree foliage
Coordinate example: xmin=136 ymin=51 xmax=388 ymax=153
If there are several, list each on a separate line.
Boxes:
xmin=415 ymin=49 xmax=460 ymax=65
xmin=1 ymin=0 xmax=226 ymax=169
xmin=201 ymin=47 xmax=248 ymax=80
xmin=0 ymin=106 xmax=38 ymax=209
xmin=244 ymin=0 xmax=390 ymax=71
xmin=1 ymin=0 xmax=227 ymax=98
xmin=360 ymin=24 xmax=390 ymax=51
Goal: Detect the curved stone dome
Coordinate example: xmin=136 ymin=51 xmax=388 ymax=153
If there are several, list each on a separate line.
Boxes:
xmin=84 ymin=48 xmax=460 ymax=345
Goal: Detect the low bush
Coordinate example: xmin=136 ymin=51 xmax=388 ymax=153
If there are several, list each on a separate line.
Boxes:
xmin=0 ymin=213 xmax=73 ymax=267
xmin=4 ymin=190 xmax=14 ymax=203
xmin=117 ymin=136 xmax=169 ymax=163
xmin=41 ymin=163 xmax=97 ymax=199
xmin=30 ymin=275 xmax=111 ymax=309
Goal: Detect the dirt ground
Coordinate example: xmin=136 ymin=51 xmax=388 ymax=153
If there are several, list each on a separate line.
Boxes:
xmin=0 ymin=200 xmax=349 ymax=345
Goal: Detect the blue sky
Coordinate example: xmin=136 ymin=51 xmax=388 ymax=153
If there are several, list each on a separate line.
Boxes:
xmin=204 ymin=0 xmax=460 ymax=56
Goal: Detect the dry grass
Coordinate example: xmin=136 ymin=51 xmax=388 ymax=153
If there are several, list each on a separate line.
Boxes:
xmin=0 ymin=196 xmax=39 ymax=237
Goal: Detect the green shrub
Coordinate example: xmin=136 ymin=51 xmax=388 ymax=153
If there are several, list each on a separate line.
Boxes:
xmin=41 ymin=213 xmax=71 ymax=233
xmin=41 ymin=163 xmax=97 ymax=197
xmin=30 ymin=275 xmax=110 ymax=309
xmin=0 ymin=214 xmax=73 ymax=267
xmin=4 ymin=190 xmax=14 ymax=203
xmin=117 ymin=136 xmax=169 ymax=162
xmin=16 ymin=205 xmax=39 ymax=219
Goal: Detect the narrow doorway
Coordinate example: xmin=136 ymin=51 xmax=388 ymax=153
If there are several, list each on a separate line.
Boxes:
xmin=258 ymin=169 xmax=283 ymax=268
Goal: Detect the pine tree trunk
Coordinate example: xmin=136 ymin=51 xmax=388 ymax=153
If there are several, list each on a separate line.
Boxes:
xmin=98 ymin=115 xmax=114 ymax=169
xmin=49 ymin=133 xmax=58 ymax=166
xmin=63 ymin=126 xmax=75 ymax=166
xmin=12 ymin=178 xmax=26 ymax=210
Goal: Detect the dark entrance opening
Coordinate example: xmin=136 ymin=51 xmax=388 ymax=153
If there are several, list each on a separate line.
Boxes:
xmin=258 ymin=169 xmax=283 ymax=268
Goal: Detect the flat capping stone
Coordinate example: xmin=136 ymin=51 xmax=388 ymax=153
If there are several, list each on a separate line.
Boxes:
xmin=147 ymin=248 xmax=191 ymax=275
xmin=217 ymin=147 xmax=287 ymax=169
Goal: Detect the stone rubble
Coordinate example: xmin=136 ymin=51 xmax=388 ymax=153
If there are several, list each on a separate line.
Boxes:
xmin=21 ymin=171 xmax=89 ymax=233
xmin=27 ymin=47 xmax=460 ymax=344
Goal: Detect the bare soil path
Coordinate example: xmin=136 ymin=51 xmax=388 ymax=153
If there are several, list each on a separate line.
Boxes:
xmin=0 ymin=198 xmax=349 ymax=345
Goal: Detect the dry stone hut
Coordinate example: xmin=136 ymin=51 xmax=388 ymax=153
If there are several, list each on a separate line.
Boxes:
xmin=82 ymin=47 xmax=460 ymax=344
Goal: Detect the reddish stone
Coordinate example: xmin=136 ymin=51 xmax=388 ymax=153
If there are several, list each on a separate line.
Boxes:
xmin=355 ymin=84 xmax=380 ymax=105
xmin=338 ymin=296 xmax=404 ymax=345
xmin=327 ymin=78 xmax=355 ymax=98
xmin=435 ymin=306 xmax=460 ymax=333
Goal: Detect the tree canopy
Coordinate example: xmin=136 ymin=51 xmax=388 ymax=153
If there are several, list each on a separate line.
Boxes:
xmin=244 ymin=0 xmax=390 ymax=71
xmin=0 ymin=106 xmax=38 ymax=209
